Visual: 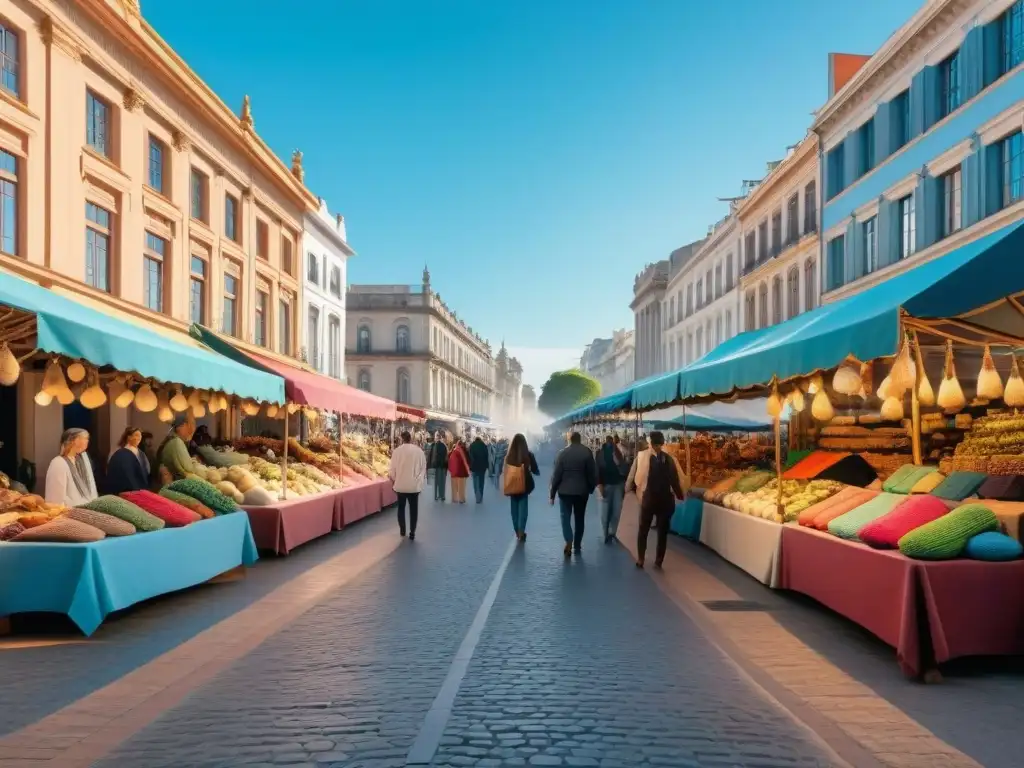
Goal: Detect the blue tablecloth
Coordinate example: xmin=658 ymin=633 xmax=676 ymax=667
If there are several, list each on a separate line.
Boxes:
xmin=670 ymin=497 xmax=704 ymax=540
xmin=0 ymin=513 xmax=258 ymax=636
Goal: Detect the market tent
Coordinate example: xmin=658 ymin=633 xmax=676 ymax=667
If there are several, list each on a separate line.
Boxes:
xmin=678 ymin=219 xmax=1024 ymax=402
xmin=0 ymin=270 xmax=284 ymax=403
xmin=551 ymin=387 xmax=633 ymax=426
xmin=397 ymin=404 xmax=427 ymax=423
xmin=631 ymin=370 xmax=681 ymax=410
xmin=648 ymin=414 xmax=774 ymax=432
xmin=190 ymin=325 xmax=397 ymax=419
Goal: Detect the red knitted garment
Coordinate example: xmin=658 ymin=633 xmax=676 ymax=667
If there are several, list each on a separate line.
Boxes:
xmin=859 ymin=495 xmax=950 ymax=548
xmin=120 ymin=490 xmax=201 ymax=527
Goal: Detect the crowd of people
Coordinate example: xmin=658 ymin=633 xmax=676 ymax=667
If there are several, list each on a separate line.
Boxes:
xmin=387 ymin=428 xmax=687 ymax=568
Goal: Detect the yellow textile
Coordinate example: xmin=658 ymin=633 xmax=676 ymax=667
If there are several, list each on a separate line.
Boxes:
xmin=910 ymin=472 xmax=946 ymax=494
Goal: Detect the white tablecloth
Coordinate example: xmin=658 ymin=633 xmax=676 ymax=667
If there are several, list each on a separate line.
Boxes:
xmin=698 ymin=502 xmax=784 ymax=587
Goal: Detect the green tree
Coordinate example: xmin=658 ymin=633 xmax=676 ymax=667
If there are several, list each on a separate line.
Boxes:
xmin=537 ymin=370 xmax=601 ymax=417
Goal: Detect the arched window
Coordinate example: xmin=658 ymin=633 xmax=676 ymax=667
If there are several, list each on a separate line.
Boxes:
xmin=771 ymin=276 xmax=782 ymax=325
xmin=396 ymin=324 xmax=410 ymax=353
xmin=397 ymin=368 xmax=410 ymax=404
xmin=328 ymin=315 xmax=341 ymax=378
xmin=357 ymin=324 xmax=371 ymax=353
xmin=758 ymin=282 xmax=768 ymax=329
xmin=745 ymin=291 xmax=756 ymax=331
xmin=357 ymin=368 xmax=371 ymax=391
xmin=787 ymin=267 xmax=800 ymax=320
xmin=804 ymin=258 xmax=817 ymax=311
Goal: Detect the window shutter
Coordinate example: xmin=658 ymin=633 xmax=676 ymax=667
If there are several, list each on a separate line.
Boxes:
xmin=915 ymin=173 xmax=941 ymax=250
xmin=960 ymin=26 xmax=984 ymax=102
xmin=983 ymin=141 xmax=1004 ymax=218
xmin=847 ymin=218 xmax=865 ymax=281
xmin=922 ymin=65 xmax=942 ymax=131
xmin=909 ymin=69 xmax=927 ymax=139
xmin=876 ymin=198 xmax=899 ymax=269
xmin=982 ymin=20 xmax=1004 ymax=87
xmin=874 ymin=101 xmax=892 ymax=162
xmin=962 ymin=145 xmax=982 ymax=226
xmin=843 ymin=131 xmax=861 ymax=188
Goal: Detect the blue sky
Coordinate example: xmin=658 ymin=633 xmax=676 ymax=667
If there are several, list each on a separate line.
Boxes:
xmin=146 ymin=0 xmax=920 ymax=390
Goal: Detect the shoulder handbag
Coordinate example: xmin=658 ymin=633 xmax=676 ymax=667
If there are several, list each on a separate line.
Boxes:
xmin=503 ymin=458 xmax=527 ymax=496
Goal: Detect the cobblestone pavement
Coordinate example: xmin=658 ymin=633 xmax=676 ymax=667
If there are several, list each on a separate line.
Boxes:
xmin=93 ymin=475 xmax=839 ymax=768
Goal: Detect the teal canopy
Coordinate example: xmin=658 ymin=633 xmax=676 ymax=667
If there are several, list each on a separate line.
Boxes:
xmin=649 ymin=414 xmax=773 ymax=432
xmin=631 ymin=370 xmax=681 ymax=410
xmin=0 ymin=271 xmax=285 ymax=403
xmin=676 ymin=219 xmax=1024 ymax=403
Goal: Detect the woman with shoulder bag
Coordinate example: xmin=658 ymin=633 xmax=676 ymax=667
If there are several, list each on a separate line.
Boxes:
xmin=503 ymin=433 xmax=540 ymax=542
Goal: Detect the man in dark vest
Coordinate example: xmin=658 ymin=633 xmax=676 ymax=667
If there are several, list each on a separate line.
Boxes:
xmin=634 ymin=431 xmax=685 ymax=569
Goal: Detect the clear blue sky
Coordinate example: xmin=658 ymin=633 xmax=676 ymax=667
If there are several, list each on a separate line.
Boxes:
xmin=146 ymin=0 xmax=920 ymax=389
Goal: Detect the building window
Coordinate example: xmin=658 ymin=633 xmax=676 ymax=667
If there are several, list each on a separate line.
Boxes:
xmin=942 ymin=168 xmax=962 ymax=238
xmin=804 ymin=259 xmax=817 ymax=311
xmin=898 ymin=194 xmax=916 ymax=259
xmin=396 ymin=324 xmax=410 ymax=352
xmin=669 ymin=297 xmax=676 ymax=325
xmin=256 ymin=220 xmax=268 ymax=260
xmin=190 ymin=256 xmax=206 ymax=324
xmin=725 ymin=255 xmax=734 ymax=290
xmin=863 ymin=216 xmax=877 ymax=274
xmin=86 ymin=91 xmax=110 ymax=157
xmin=827 ymin=235 xmax=845 ymax=291
xmin=85 ymin=202 xmax=112 ymax=292
xmin=329 ymin=266 xmax=341 ymax=297
xmin=0 ymin=150 xmax=17 ymax=256
xmin=357 ymin=369 xmax=371 ymax=392
xmin=940 ymin=51 xmax=961 ymax=118
xmin=758 ymin=221 xmax=768 ymax=260
xmin=714 ymin=264 xmax=722 ymax=298
xmin=224 ymin=194 xmax=239 ymax=242
xmin=827 ymin=145 xmax=845 ymax=200
xmin=281 ymin=236 xmax=293 ymax=275
xmin=1005 ymin=1 xmax=1024 ymax=74
xmin=0 ymin=23 xmax=18 ymax=98
xmin=397 ymin=368 xmax=410 ymax=404
xmin=758 ymin=283 xmax=768 ymax=329
xmin=787 ymin=267 xmax=800 ymax=320
xmin=143 ymin=232 xmax=165 ymax=312
xmin=190 ymin=169 xmax=207 ymax=222
xmin=279 ymin=299 xmax=291 ymax=355
xmin=307 ymin=252 xmax=319 ymax=284
xmin=744 ymin=231 xmax=756 ymax=271
xmin=892 ymin=90 xmax=911 ymax=150
xmin=705 ymin=270 xmax=712 ymax=303
xmin=329 ymin=315 xmax=341 ymax=378
xmin=786 ymin=194 xmax=799 ymax=243
xmin=1002 ymin=131 xmax=1024 ymax=208
xmin=695 ymin=327 xmax=703 ymax=358
xmin=222 ymin=273 xmax=238 ymax=336
xmin=254 ymin=290 xmax=268 ymax=347
xmin=744 ymin=291 xmax=755 ymax=330
xmin=308 ymin=306 xmax=320 ymax=368
xmin=771 ymin=211 xmax=782 ymax=255
xmin=725 ymin=310 xmax=732 ymax=338
xmin=695 ymin=278 xmax=703 ymax=309
xmin=357 ymin=324 xmax=371 ymax=353
xmin=859 ymin=118 xmax=875 ymax=176
xmin=804 ymin=181 xmax=817 ymax=233
xmin=771 ymin=276 xmax=782 ymax=325
xmin=148 ymin=135 xmax=165 ymax=193
xmin=685 ymin=284 xmax=693 ymax=316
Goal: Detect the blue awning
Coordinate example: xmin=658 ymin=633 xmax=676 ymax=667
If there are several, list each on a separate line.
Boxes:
xmin=0 ymin=271 xmax=286 ymax=403
xmin=649 ymin=414 xmax=774 ymax=432
xmin=678 ymin=219 xmax=1024 ymax=401
xmin=631 ymin=370 xmax=680 ymax=410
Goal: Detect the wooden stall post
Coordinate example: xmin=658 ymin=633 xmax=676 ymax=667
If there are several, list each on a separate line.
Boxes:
xmin=910 ymin=331 xmax=923 ymax=467
xmin=280 ymin=407 xmax=289 ymax=502
xmin=774 ymin=415 xmax=784 ymax=520
xmin=682 ymin=405 xmax=691 ymax=481
xmin=337 ymin=411 xmax=344 ymax=479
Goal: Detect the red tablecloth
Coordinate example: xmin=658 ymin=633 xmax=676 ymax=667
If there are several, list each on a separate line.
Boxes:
xmin=335 ymin=483 xmax=382 ymax=528
xmin=779 ymin=524 xmax=1024 ymax=677
xmin=243 ymin=492 xmax=336 ymax=555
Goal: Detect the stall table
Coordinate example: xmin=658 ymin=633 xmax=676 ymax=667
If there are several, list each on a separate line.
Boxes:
xmin=778 ymin=524 xmax=1024 ymax=677
xmin=669 ymin=495 xmax=704 ymax=541
xmin=244 ymin=491 xmax=337 ymax=555
xmin=334 ymin=482 xmax=383 ymax=529
xmin=379 ymin=480 xmax=398 ymax=509
xmin=699 ymin=502 xmax=784 ymax=587
xmin=0 ymin=513 xmax=258 ymax=636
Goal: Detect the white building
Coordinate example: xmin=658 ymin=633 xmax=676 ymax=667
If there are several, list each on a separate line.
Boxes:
xmin=302 ymin=198 xmax=352 ymax=378
xmin=580 ymin=329 xmax=635 ymax=394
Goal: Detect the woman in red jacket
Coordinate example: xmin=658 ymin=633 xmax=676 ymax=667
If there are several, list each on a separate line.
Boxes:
xmin=448 ymin=439 xmax=471 ymax=504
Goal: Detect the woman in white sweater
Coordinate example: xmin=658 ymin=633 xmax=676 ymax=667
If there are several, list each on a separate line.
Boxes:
xmin=44 ymin=428 xmax=99 ymax=508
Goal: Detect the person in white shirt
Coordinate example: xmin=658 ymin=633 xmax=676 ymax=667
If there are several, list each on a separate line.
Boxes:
xmin=389 ymin=430 xmax=427 ymax=540
xmin=45 ymin=428 xmax=99 ymax=508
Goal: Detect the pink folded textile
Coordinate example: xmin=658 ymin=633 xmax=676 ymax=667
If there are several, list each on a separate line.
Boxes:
xmin=806 ymin=487 xmax=879 ymax=530
xmin=859 ymin=494 xmax=950 ymax=549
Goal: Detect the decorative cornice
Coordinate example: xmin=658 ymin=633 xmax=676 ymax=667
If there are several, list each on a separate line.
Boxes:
xmin=735 ymin=134 xmax=818 ymax=219
xmin=239 ymin=95 xmax=254 ymax=133
xmin=37 ymin=16 xmax=84 ymax=62
xmin=291 ymin=150 xmax=304 ymax=184
xmin=123 ymin=87 xmax=144 ymax=113
xmin=120 ymin=0 xmax=142 ymax=17
xmin=171 ymin=128 xmax=190 ymax=152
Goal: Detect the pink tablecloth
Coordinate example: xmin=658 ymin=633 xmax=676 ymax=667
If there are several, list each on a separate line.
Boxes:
xmin=243 ymin=492 xmax=336 ymax=555
xmin=379 ymin=480 xmax=398 ymax=509
xmin=779 ymin=524 xmax=1024 ymax=677
xmin=335 ymin=483 xmax=383 ymax=528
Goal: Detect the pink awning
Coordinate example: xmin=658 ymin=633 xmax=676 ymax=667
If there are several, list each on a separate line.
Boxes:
xmin=249 ymin=353 xmax=397 ymax=420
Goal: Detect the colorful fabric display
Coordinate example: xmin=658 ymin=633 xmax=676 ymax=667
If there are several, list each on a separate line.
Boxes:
xmin=808 ymin=488 xmax=880 ymax=530
xmin=930 ymin=471 xmax=987 ymax=501
xmin=898 ymin=503 xmax=999 ymax=560
xmin=882 ymin=465 xmax=937 ymax=494
xmin=816 ymin=454 xmax=878 ymax=488
xmin=910 ymin=472 xmax=946 ymax=494
xmin=12 ymin=517 xmax=106 ymax=542
xmin=120 ymin=490 xmax=201 ymax=527
xmin=82 ymin=495 xmax=165 ymax=532
xmin=166 ymin=478 xmax=240 ymax=515
xmin=798 ymin=486 xmax=864 ymax=527
xmin=858 ymin=495 xmax=949 ymax=549
xmin=972 ymin=499 xmax=1024 ymax=542
xmin=783 ymin=452 xmax=849 ymax=480
xmin=977 ymin=475 xmax=1024 ymax=501
xmin=0 ymin=522 xmax=24 ymax=541
xmin=66 ymin=508 xmax=136 ymax=536
xmin=827 ymin=493 xmax=906 ymax=540
xmin=964 ymin=531 xmax=1024 ymax=561
xmin=734 ymin=471 xmax=774 ymax=493
xmin=159 ymin=489 xmax=215 ymax=519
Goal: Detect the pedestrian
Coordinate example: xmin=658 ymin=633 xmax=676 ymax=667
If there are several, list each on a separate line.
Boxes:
xmin=596 ymin=434 xmax=629 ymax=544
xmin=627 ymin=431 xmax=686 ymax=569
xmin=448 ymin=438 xmax=470 ymax=504
xmin=503 ymin=433 xmax=539 ymax=542
xmin=427 ymin=432 xmax=449 ymax=502
xmin=469 ymin=435 xmax=490 ymax=503
xmin=389 ymin=430 xmax=426 ymax=540
xmin=492 ymin=439 xmax=508 ymax=488
xmin=549 ymin=432 xmax=597 ymax=557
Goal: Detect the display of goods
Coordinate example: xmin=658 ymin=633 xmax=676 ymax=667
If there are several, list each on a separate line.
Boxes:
xmin=198 ymin=445 xmax=250 ymax=468
xmin=66 ymin=508 xmax=136 ymax=536
xmin=723 ymin=478 xmax=842 ymax=523
xmin=858 ymin=414 xmax=882 ymax=425
xmin=798 ymin=487 xmax=875 ymax=528
xmin=0 ymin=521 xmax=25 ymax=540
xmin=242 ymin=486 xmax=277 ymax=506
xmin=159 ymin=489 xmax=215 ymax=519
xmin=734 ymin=471 xmax=774 ymax=493
xmin=0 ymin=490 xmax=48 ymax=514
xmin=964 ymin=531 xmax=1023 ymax=561
xmin=287 ymin=438 xmax=322 ymax=466
xmin=947 ymin=455 xmax=990 ymax=473
xmin=225 ymin=466 xmax=261 ymax=494
xmin=909 ymin=472 xmax=945 ymax=494
xmin=13 ymin=517 xmax=106 ymax=543
xmin=819 ymin=434 xmax=911 ymax=451
xmin=83 ymin=495 xmax=166 ymax=532
xmin=858 ymin=452 xmax=908 ymax=481
xmin=307 ymin=435 xmax=336 ymax=453
xmin=214 ymin=481 xmax=245 ymax=504
xmin=977 ymin=474 xmax=1024 ymax=500
xmin=120 ymin=490 xmax=201 ymax=527
xmin=829 ymin=416 xmax=857 ymax=427
xmin=827 ymin=493 xmax=905 ymax=540
xmin=248 ymin=456 xmax=282 ymax=482
xmin=898 ymin=503 xmax=999 ymax=560
xmin=17 ymin=513 xmax=50 ymax=529
xmin=290 ymin=463 xmax=342 ymax=490
xmin=858 ymin=495 xmax=950 ymax=549
xmin=930 ymin=471 xmax=987 ymax=501
xmin=233 ymin=436 xmax=285 ymax=455
xmin=783 ymin=451 xmax=848 ymax=480
xmin=882 ymin=465 xmax=937 ymax=494
xmin=703 ymin=474 xmax=741 ymax=505
xmin=166 ymin=478 xmax=240 ymax=515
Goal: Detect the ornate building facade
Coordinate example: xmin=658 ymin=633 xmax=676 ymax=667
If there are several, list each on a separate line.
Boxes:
xmin=492 ymin=343 xmax=523 ymax=427
xmin=302 ymin=197 xmax=352 ymax=379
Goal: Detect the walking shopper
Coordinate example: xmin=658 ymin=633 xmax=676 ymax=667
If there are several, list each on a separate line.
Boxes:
xmin=469 ymin=436 xmax=490 ymax=503
xmin=448 ymin=439 xmax=470 ymax=504
xmin=503 ymin=433 xmax=540 ymax=542
xmin=596 ymin=435 xmax=628 ymax=544
xmin=428 ymin=432 xmax=449 ymax=502
xmin=628 ymin=431 xmax=686 ymax=569
xmin=492 ymin=439 xmax=508 ymax=488
xmin=389 ymin=431 xmax=426 ymax=539
xmin=550 ymin=432 xmax=597 ymax=557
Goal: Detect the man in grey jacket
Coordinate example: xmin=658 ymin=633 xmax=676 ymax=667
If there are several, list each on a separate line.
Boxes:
xmin=550 ymin=432 xmax=598 ymax=557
